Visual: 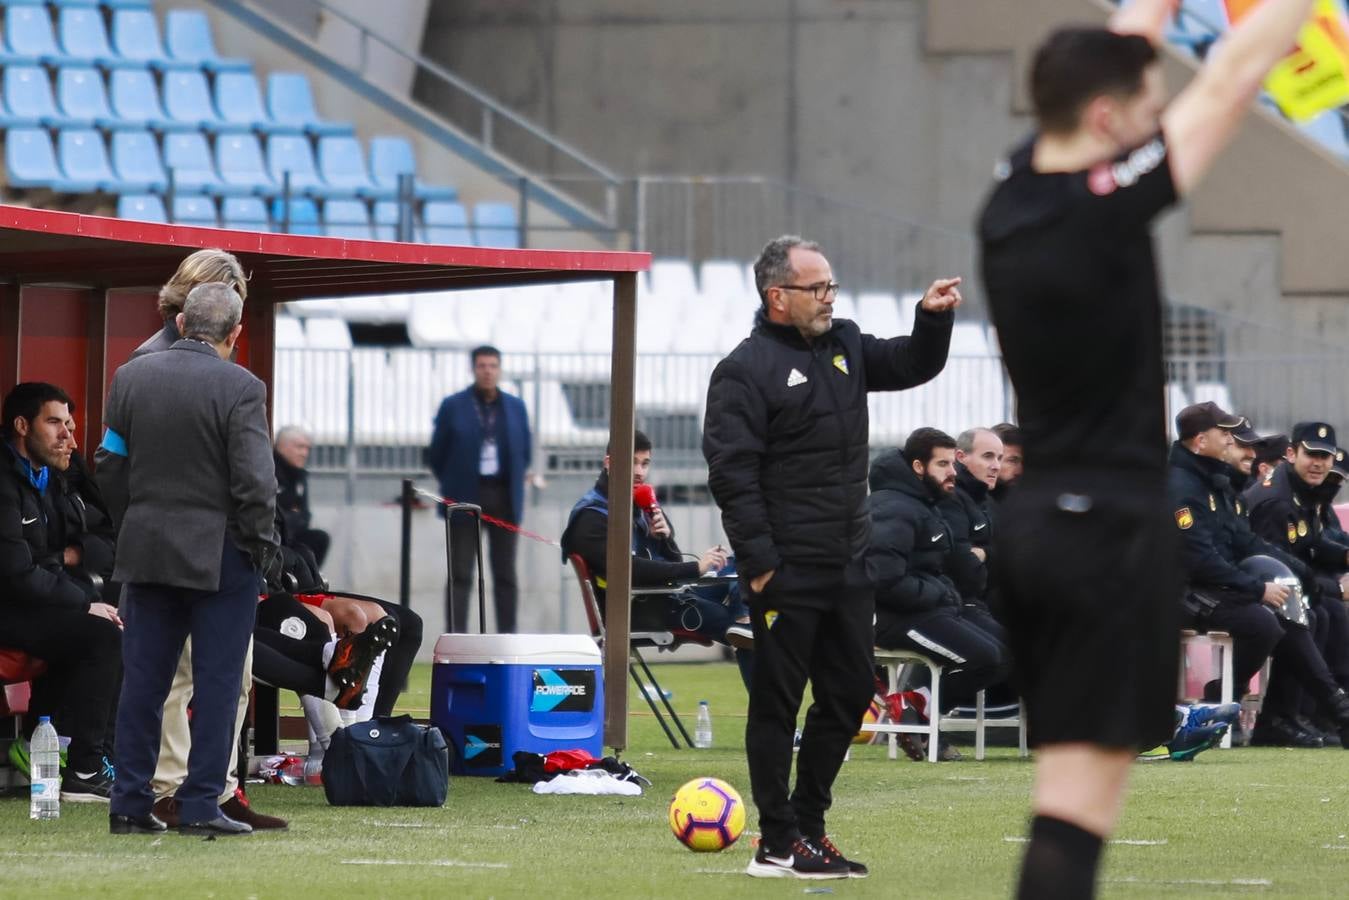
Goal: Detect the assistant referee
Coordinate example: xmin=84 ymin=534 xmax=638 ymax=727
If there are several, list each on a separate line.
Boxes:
xmin=978 ymin=1 xmax=1318 ymax=896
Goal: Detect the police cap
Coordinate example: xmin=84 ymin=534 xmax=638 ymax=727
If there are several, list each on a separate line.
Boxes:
xmin=1176 ymin=401 xmax=1244 ymax=441
xmin=1292 ymin=421 xmax=1337 ymax=455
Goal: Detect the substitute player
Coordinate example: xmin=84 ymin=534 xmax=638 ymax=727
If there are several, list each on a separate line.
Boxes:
xmin=977 ymin=1 xmax=1317 ymax=896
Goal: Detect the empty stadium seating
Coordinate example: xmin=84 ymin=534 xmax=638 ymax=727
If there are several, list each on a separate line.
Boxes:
xmin=0 ymin=4 xmax=473 ymax=242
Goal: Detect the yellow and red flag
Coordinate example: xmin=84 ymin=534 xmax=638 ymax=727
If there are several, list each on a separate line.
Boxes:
xmin=1226 ymin=0 xmax=1349 ymax=122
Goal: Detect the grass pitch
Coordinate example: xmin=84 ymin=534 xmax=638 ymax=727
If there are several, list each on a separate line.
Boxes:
xmin=1 ymin=661 xmax=1346 ymax=898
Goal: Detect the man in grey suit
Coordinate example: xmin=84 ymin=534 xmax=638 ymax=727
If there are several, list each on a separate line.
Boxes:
xmin=102 ymin=283 xmax=280 ymax=837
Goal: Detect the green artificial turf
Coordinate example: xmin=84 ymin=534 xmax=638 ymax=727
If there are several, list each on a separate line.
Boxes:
xmin=2 ymin=661 xmax=1347 ymax=898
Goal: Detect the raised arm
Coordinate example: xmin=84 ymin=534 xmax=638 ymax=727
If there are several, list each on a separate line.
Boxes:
xmin=1162 ymin=0 xmax=1318 ymax=195
xmin=1110 ymin=0 xmax=1180 ymax=44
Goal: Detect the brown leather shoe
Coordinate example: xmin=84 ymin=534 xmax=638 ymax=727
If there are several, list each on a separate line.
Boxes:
xmin=221 ymin=789 xmax=288 ymax=830
xmin=151 ymin=797 xmax=180 ymax=828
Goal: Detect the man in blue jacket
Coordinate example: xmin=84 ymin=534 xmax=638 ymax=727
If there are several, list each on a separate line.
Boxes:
xmin=427 ymin=346 xmax=531 ymax=633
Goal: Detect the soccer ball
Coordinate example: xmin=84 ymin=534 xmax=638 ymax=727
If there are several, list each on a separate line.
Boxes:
xmin=668 ymin=777 xmax=746 ymax=852
xmin=853 ymin=697 xmax=884 ymax=744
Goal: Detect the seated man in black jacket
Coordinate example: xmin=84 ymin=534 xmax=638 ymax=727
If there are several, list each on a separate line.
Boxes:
xmin=274 ymin=425 xmax=329 ymax=568
xmin=0 ymin=383 xmax=121 ymax=801
xmin=52 ymin=408 xmax=117 ymax=604
xmin=940 ymin=427 xmax=1003 ymax=614
xmin=866 ymin=428 xmax=1011 ymax=756
xmin=561 ymin=431 xmax=751 ymax=685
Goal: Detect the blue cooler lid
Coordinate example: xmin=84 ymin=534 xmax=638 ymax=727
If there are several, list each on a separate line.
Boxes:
xmin=432 ymin=632 xmax=601 ymax=665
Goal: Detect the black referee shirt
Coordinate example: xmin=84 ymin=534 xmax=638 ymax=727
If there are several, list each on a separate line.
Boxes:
xmin=977 ymin=133 xmax=1178 ymax=477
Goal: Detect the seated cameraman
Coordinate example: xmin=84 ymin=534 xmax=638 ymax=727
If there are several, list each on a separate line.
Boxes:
xmin=561 ymin=430 xmax=751 ymax=686
xmin=0 ymin=383 xmax=120 ymax=801
xmin=866 ymin=429 xmax=1011 ymax=758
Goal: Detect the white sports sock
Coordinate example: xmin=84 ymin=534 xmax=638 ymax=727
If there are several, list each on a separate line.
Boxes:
xmin=352 ymin=651 xmax=384 ymax=723
xmin=301 ymin=694 xmax=341 ymax=755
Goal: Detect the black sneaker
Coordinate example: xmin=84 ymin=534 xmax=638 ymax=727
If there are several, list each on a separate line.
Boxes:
xmin=746 ymin=837 xmax=850 ymax=880
xmin=810 ymin=835 xmax=868 ymax=878
xmin=61 ymin=771 xmax=113 ymax=803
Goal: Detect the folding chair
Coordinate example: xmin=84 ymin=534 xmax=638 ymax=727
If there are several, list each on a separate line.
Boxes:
xmin=568 ymin=553 xmax=710 ymax=749
xmin=864 ymin=647 xmax=1028 ymax=762
xmin=1179 ymin=628 xmax=1238 ymax=748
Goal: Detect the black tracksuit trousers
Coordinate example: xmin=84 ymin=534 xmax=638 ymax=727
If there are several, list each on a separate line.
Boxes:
xmin=744 ymin=564 xmax=874 ymax=849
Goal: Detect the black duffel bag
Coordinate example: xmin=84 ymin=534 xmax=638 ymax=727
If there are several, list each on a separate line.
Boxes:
xmin=323 ymin=715 xmax=450 ymax=807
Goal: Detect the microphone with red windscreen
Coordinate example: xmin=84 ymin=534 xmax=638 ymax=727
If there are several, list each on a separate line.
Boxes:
xmin=632 ymin=483 xmax=658 ymax=513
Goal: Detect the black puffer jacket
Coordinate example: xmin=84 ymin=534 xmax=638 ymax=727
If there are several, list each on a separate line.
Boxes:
xmin=865 ymin=449 xmax=961 ymax=616
xmin=0 ymin=447 xmax=97 ymax=610
xmin=938 ymin=462 xmax=994 ymax=601
xmin=704 ymin=305 xmax=953 ymax=580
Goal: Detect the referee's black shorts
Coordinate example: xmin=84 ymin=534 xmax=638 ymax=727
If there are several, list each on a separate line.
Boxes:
xmin=993 ymin=471 xmax=1181 ymax=750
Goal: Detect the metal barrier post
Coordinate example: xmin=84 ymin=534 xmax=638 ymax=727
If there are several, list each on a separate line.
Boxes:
xmin=398 ymin=478 xmax=413 ymax=610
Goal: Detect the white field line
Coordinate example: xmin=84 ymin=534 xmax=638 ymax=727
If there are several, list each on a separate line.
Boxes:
xmin=358 ymin=820 xmax=445 ymax=829
xmin=1002 ymin=837 xmax=1167 ymax=846
xmin=341 ymin=858 xmax=509 ymax=869
xmin=1104 ymin=877 xmax=1272 ymax=887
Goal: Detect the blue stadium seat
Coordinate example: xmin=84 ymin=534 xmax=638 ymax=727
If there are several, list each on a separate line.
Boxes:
xmin=369 ymin=136 xmax=457 ymax=201
xmin=163 ymin=70 xmax=242 ymax=133
xmin=473 ymin=201 xmax=520 ymax=247
xmin=108 ymin=68 xmax=179 ymax=131
xmin=220 ymin=195 xmax=268 ymax=230
xmin=164 ymin=10 xmax=249 ymax=72
xmin=267 ymin=134 xmax=340 ymax=197
xmin=1 ymin=0 xmax=50 ymax=7
xmin=266 ymin=72 xmax=354 ymax=137
xmin=56 ymin=66 xmax=120 ymax=129
xmin=5 ymin=128 xmax=66 ymax=189
xmin=214 ymin=70 xmax=294 ymax=134
xmin=110 ymin=9 xmax=184 ymax=71
xmin=52 ymin=0 xmax=102 ymax=9
xmin=110 ymin=129 xmax=167 ymax=192
xmin=104 ymin=0 xmax=154 ymax=9
xmin=271 ymin=197 xmax=321 ymax=235
xmin=57 ymin=128 xmax=119 ymax=192
xmin=1301 ymin=111 xmax=1349 ymax=159
xmin=420 ymin=201 xmax=473 ymax=245
xmin=170 ymin=193 xmax=217 ymax=227
xmin=163 ymin=131 xmax=236 ymax=196
xmin=1 ymin=66 xmax=68 ymax=128
xmin=322 ymin=198 xmax=373 ymax=239
xmin=216 ymin=132 xmax=275 ymax=194
xmin=117 ymin=193 xmax=167 ymax=222
xmin=316 ymin=136 xmax=384 ymax=198
xmin=371 ymin=200 xmax=407 ymax=241
xmin=58 ymin=7 xmax=129 ymax=68
xmin=1 ymin=6 xmax=63 ymax=65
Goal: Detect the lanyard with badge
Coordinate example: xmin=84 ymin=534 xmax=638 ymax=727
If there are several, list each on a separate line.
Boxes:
xmin=476 ymin=397 xmax=500 ymax=477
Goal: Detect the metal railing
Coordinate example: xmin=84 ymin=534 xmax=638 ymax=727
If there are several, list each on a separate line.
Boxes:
xmin=212 ymin=0 xmax=623 ymax=235
xmin=632 ymin=175 xmax=978 ymax=301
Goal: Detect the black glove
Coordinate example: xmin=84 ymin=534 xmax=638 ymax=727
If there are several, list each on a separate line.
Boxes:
xmin=263 ymin=551 xmax=297 ymax=595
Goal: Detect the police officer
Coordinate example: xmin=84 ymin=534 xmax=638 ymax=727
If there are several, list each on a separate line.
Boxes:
xmin=1313 ymin=448 xmax=1349 ymax=546
xmin=1245 ymin=421 xmax=1349 ymax=746
xmin=1169 ymin=403 xmax=1283 ymax=699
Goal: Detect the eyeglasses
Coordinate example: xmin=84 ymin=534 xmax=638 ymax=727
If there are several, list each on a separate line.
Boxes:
xmin=775 ymin=281 xmax=841 ymax=301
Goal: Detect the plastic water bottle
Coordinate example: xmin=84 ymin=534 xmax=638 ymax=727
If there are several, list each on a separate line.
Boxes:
xmin=30 ymin=716 xmax=60 ymax=820
xmin=694 ymin=700 xmax=713 ymax=749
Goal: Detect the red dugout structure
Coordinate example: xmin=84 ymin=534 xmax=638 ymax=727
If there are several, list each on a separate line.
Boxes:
xmin=0 ymin=206 xmax=650 ymax=750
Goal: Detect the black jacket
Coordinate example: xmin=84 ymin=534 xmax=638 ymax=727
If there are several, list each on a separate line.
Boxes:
xmin=704 ymin=305 xmax=953 ymax=582
xmin=1168 ymin=442 xmax=1270 ymax=602
xmin=274 ymin=451 xmax=312 ymax=538
xmin=938 ymin=462 xmax=993 ymax=601
xmin=0 ymin=444 xmax=97 ymax=610
xmin=1246 ymin=462 xmax=1347 ymax=600
xmin=54 ymin=452 xmax=117 ymax=592
xmin=865 ymin=450 xmax=961 ymax=617
xmin=559 ymin=471 xmax=699 ymax=605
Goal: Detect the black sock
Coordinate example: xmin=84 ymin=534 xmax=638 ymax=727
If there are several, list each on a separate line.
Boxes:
xmin=1016 ymin=814 xmax=1104 ymax=900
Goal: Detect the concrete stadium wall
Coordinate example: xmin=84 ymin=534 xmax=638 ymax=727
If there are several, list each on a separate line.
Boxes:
xmin=420 ymin=0 xmax=1349 ymax=326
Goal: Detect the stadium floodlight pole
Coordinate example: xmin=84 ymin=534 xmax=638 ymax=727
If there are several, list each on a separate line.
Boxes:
xmin=603 ymin=270 xmax=639 ymax=752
